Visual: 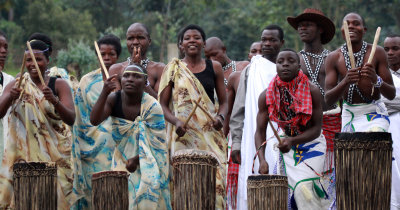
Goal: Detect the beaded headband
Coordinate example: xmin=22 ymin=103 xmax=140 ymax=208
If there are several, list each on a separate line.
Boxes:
xmin=123 ymin=64 xmax=147 ymax=76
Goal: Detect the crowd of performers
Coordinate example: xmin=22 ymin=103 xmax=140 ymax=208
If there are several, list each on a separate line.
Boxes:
xmin=0 ymin=8 xmax=399 ymax=210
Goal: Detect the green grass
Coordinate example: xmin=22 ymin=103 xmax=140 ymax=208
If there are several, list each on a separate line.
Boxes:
xmin=3 ymin=65 xmax=20 ymax=77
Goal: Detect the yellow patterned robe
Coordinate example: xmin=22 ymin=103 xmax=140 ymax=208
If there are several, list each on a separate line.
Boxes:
xmin=159 ymin=58 xmax=227 ymax=209
xmin=0 ymin=73 xmax=73 ymax=209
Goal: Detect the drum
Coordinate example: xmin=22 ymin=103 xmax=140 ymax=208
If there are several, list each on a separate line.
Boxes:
xmin=171 ymin=149 xmax=219 ymax=210
xmin=92 ymin=171 xmax=129 ymax=210
xmin=334 ymin=132 xmax=392 ymax=210
xmin=13 ymin=162 xmax=57 ymax=210
xmin=247 ymin=174 xmax=288 ymax=210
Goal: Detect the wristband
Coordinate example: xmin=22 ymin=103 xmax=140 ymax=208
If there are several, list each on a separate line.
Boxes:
xmin=374 ymin=76 xmax=383 ymax=88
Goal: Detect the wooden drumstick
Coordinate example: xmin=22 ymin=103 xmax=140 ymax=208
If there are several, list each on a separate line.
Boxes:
xmin=184 ymin=97 xmax=202 ymax=127
xmin=193 ymin=100 xmax=216 ymax=122
xmin=368 ymin=27 xmax=381 ymax=96
xmin=343 ymin=21 xmax=356 ymax=69
xmin=175 ymin=97 xmax=202 ymax=141
xmin=17 ymin=54 xmax=26 ymax=88
xmin=367 ymin=27 xmax=381 ymax=64
xmin=26 ymin=41 xmax=45 ymax=86
xmin=268 ymin=120 xmax=282 ymax=144
xmin=94 ymin=41 xmax=110 ymax=79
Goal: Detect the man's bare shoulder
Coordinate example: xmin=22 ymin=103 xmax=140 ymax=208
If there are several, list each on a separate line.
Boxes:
xmin=109 ymin=61 xmax=128 ymax=75
xmin=236 ymin=61 xmax=250 ymax=71
xmin=148 ymin=61 xmax=165 ymax=71
xmin=327 ymin=48 xmax=342 ymax=59
xmin=228 ymin=71 xmax=241 ymax=81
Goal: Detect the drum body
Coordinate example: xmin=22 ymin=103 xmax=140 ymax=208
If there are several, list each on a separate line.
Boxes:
xmin=13 ymin=162 xmax=57 ymax=210
xmin=334 ymin=132 xmax=392 ymax=210
xmin=247 ymin=174 xmax=288 ymax=210
xmin=171 ymin=149 xmax=219 ymax=210
xmin=92 ymin=171 xmax=129 ymax=210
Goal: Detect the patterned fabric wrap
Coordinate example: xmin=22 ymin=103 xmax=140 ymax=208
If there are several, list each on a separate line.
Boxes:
xmin=0 ymin=73 xmax=73 ymax=209
xmin=342 ymin=101 xmax=390 ymax=132
xmin=158 ymin=58 xmax=227 ymax=209
xmin=322 ymin=113 xmax=341 ymax=171
xmin=274 ymin=134 xmax=328 ymax=210
xmin=226 ymin=152 xmax=239 ymax=209
xmin=111 ymin=93 xmax=171 ymax=210
xmin=71 ymin=69 xmax=116 ymax=209
xmin=266 ymin=70 xmax=312 ymax=135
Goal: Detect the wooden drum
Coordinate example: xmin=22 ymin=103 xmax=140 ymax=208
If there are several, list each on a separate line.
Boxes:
xmin=247 ymin=174 xmax=288 ymax=210
xmin=92 ymin=171 xmax=129 ymax=210
xmin=334 ymin=132 xmax=392 ymax=210
xmin=171 ymin=149 xmax=219 ymax=210
xmin=13 ymin=162 xmax=57 ymax=210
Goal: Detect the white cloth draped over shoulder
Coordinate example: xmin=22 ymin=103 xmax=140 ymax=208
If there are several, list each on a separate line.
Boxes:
xmin=0 ymin=72 xmax=14 ymax=168
xmin=383 ymin=71 xmax=400 ymax=210
xmin=237 ymin=55 xmax=278 ymax=210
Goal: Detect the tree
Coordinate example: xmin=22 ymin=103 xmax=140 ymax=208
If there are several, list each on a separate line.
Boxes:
xmin=21 ymin=0 xmax=97 ymax=53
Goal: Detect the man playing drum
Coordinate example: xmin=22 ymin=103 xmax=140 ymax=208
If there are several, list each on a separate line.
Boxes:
xmin=325 ymin=12 xmax=395 ymax=132
xmin=255 ymin=49 xmax=327 ymax=209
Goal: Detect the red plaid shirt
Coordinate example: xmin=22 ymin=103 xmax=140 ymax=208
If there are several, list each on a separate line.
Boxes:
xmin=266 ymin=70 xmax=312 ymax=135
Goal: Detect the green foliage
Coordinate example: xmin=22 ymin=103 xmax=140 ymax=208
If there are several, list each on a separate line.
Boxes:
xmin=1 ymin=0 xmax=400 ymax=69
xmin=56 ymin=39 xmax=97 ymax=79
xmin=21 ymin=0 xmax=97 ymax=52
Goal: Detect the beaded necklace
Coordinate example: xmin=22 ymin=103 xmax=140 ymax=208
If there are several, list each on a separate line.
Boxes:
xmin=222 ymin=61 xmax=236 ymax=86
xmin=300 ymin=49 xmax=329 ymax=95
xmin=340 ymin=41 xmax=370 ymax=104
xmin=127 ymin=57 xmax=149 ymax=70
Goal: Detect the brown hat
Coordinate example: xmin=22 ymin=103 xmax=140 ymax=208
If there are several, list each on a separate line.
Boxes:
xmin=287 ymin=8 xmax=335 ymax=44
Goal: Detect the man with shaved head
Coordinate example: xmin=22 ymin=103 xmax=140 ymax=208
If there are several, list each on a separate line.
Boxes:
xmin=205 ymin=37 xmax=249 ymax=86
xmin=248 ymin=41 xmax=262 ymax=61
xmin=109 ymin=22 xmax=165 ymax=98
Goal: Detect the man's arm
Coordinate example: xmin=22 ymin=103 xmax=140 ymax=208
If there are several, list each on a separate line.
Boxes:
xmin=152 ymin=62 xmax=166 ymax=93
xmin=325 ymin=51 xmax=360 ymax=107
xmin=224 ymin=72 xmax=239 ymax=137
xmin=255 ymin=89 xmax=269 ymax=174
xmin=229 ymin=66 xmax=249 ymax=163
xmin=145 ymin=62 xmax=165 ymax=98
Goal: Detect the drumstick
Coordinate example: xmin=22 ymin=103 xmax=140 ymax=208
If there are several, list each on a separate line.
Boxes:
xmin=26 ymin=41 xmax=45 ymax=86
xmin=17 ymin=54 xmax=26 ymax=88
xmin=343 ymin=21 xmax=356 ymax=69
xmin=367 ymin=27 xmax=381 ymax=64
xmin=268 ymin=120 xmax=282 ymax=144
xmin=193 ymin=100 xmax=216 ymax=122
xmin=184 ymin=97 xmax=202 ymax=127
xmin=175 ymin=97 xmax=202 ymax=141
xmin=368 ymin=27 xmax=381 ymax=96
xmin=94 ymin=41 xmax=110 ymax=79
